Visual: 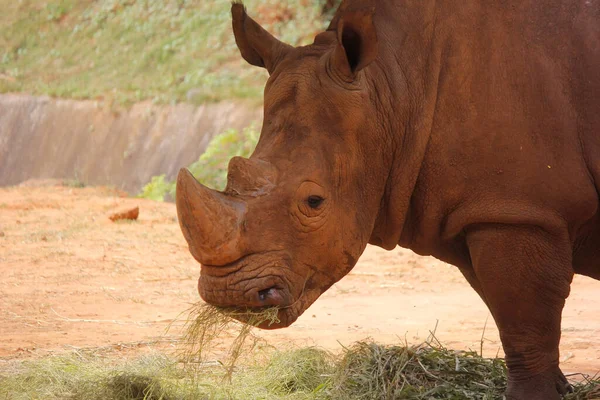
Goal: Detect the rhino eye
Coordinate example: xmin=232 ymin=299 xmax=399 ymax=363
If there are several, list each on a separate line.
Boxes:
xmin=307 ymin=195 xmax=324 ymax=209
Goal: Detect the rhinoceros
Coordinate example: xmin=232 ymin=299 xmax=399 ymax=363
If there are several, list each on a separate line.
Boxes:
xmin=175 ymin=1 xmax=600 ymax=399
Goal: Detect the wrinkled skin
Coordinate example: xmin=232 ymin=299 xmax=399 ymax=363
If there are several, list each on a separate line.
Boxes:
xmin=176 ymin=1 xmax=600 ymax=399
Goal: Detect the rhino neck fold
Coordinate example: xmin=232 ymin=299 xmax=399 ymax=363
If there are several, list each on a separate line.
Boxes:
xmin=365 ymin=1 xmax=441 ymax=250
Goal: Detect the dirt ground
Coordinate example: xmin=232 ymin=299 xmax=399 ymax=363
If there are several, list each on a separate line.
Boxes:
xmin=1 ymin=182 xmax=599 ymax=376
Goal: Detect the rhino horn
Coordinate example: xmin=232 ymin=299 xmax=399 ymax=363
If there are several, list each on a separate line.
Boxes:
xmin=176 ymin=169 xmax=246 ymax=266
xmin=225 ymin=157 xmax=277 ymax=196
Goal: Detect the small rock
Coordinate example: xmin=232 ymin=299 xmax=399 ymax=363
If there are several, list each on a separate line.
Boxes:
xmin=0 ymin=231 xmax=5 ymax=237
xmin=109 ymin=206 xmax=139 ymax=222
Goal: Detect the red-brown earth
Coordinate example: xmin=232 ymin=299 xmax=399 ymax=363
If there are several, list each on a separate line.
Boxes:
xmin=0 ymin=182 xmax=598 ymax=376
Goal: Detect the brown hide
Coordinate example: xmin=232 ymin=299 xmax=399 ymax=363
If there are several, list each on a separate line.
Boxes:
xmin=176 ymin=1 xmax=599 ymax=398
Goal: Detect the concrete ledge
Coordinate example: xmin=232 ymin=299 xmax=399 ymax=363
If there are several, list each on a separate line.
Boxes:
xmin=0 ymin=94 xmax=261 ymax=193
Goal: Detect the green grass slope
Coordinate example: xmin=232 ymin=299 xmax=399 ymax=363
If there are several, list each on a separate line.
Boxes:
xmin=0 ymin=0 xmax=336 ymax=105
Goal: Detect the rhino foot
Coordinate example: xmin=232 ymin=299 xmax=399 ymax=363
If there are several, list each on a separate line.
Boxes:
xmin=506 ymin=367 xmax=573 ymax=400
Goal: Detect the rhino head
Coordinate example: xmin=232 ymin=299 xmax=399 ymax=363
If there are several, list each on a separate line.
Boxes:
xmin=177 ymin=3 xmax=395 ymax=329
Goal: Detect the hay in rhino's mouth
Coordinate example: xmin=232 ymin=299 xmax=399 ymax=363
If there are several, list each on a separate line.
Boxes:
xmin=178 ymin=264 xmax=324 ymax=378
xmin=178 ymin=289 xmax=319 ymax=373
xmin=199 ymin=304 xmax=282 ymax=329
xmin=176 ymin=302 xmax=281 ymax=379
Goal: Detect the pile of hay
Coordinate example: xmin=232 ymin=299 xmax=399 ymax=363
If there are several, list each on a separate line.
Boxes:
xmin=2 ymin=305 xmax=598 ymax=399
xmin=331 ymin=339 xmax=506 ymax=399
xmin=1 ymin=339 xmax=598 ymax=399
xmin=330 ymin=341 xmax=598 ymax=399
xmin=0 ymin=353 xmax=181 ymax=400
xmin=175 ymin=304 xmax=598 ymax=399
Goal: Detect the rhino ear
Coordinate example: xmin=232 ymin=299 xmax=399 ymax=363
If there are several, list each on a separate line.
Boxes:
xmin=331 ymin=7 xmax=378 ymax=80
xmin=231 ymin=2 xmax=292 ymax=74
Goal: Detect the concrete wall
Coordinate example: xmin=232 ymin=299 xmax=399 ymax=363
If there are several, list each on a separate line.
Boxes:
xmin=0 ymin=94 xmax=261 ymax=193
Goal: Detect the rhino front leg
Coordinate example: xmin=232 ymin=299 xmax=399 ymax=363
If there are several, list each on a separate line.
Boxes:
xmin=466 ymin=224 xmax=574 ymax=400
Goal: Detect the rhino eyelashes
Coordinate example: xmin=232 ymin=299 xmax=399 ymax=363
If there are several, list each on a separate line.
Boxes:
xmin=307 ymin=195 xmax=325 ymax=209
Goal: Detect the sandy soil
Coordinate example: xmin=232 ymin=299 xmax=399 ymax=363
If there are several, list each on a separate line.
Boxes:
xmin=0 ymin=182 xmax=598 ymax=376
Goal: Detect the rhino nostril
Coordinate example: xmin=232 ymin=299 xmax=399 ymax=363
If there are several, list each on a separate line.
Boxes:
xmin=258 ymin=287 xmax=279 ymax=302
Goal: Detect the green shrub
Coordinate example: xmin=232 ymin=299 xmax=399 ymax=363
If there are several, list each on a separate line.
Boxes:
xmin=186 ymin=126 xmax=260 ymax=192
xmin=139 ymin=126 xmax=259 ymax=201
xmin=138 ymin=174 xmax=173 ymax=202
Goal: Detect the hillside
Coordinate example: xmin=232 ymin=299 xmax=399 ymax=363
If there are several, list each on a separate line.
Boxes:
xmin=0 ymin=0 xmax=337 ymax=106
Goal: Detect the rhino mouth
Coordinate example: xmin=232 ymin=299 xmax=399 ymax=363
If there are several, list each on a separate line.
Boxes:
xmin=197 ymin=252 xmax=314 ymax=329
